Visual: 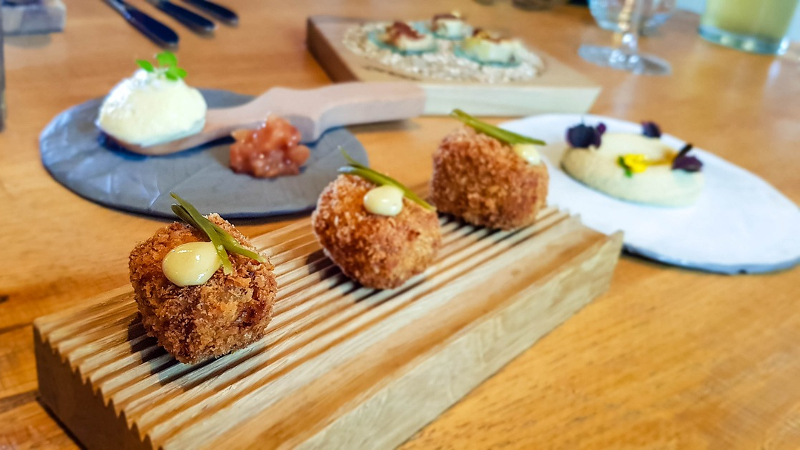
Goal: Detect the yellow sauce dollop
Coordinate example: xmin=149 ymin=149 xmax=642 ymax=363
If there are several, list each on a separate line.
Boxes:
xmin=512 ymin=143 xmax=542 ymax=165
xmin=162 ymin=241 xmax=222 ymax=286
xmin=363 ymin=185 xmax=404 ymax=216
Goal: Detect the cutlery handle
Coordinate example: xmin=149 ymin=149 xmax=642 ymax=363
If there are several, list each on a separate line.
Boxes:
xmin=157 ymin=1 xmax=216 ymax=33
xmin=243 ymin=82 xmax=425 ymax=142
xmin=126 ymin=7 xmax=180 ymax=48
xmin=205 ymin=82 xmax=427 ymax=143
xmin=181 ymin=0 xmax=238 ymax=25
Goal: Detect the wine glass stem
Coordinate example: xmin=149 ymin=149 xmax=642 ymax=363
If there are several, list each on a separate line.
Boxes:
xmin=620 ymin=30 xmax=638 ymax=54
xmin=618 ymin=0 xmax=645 ymax=55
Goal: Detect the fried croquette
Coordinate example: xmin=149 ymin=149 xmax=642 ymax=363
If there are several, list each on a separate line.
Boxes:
xmin=312 ymin=175 xmax=441 ymax=290
xmin=129 ymin=214 xmax=277 ymax=364
xmin=430 ymin=126 xmax=549 ymax=230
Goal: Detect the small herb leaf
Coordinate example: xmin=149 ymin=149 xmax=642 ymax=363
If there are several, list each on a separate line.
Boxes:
xmin=165 ymin=66 xmax=186 ymax=80
xmin=136 ymin=60 xmax=155 ymax=72
xmin=135 ymin=51 xmax=188 ymax=81
xmin=617 ymin=156 xmax=633 ymax=178
xmin=157 ymin=51 xmax=178 ymax=67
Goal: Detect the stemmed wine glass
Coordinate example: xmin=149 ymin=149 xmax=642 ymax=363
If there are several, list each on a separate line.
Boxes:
xmin=579 ymin=0 xmax=671 ymax=76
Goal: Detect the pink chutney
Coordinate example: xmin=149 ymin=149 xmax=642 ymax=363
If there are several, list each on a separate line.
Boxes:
xmin=230 ymin=116 xmax=311 ymax=178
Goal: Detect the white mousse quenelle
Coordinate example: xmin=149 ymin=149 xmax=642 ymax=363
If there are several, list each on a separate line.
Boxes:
xmin=97 ymin=51 xmax=206 ymax=148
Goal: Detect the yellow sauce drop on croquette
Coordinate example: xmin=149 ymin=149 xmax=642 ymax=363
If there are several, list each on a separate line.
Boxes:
xmin=363 ymin=185 xmax=404 ymax=217
xmin=512 ymin=143 xmax=542 ymax=165
xmin=162 ymin=242 xmax=222 ymax=286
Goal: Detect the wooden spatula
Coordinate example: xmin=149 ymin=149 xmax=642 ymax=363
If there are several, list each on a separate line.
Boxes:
xmin=104 ymin=81 xmax=426 ymax=156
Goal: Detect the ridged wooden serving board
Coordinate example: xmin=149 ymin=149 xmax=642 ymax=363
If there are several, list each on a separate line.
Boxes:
xmin=35 ymin=208 xmax=622 ymax=450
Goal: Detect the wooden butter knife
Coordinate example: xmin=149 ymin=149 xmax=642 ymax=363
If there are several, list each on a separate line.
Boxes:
xmin=103 ymin=82 xmax=427 ymax=156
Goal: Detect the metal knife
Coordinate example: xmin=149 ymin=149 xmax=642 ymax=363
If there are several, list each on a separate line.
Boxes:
xmin=147 ymin=0 xmax=216 ymax=34
xmin=104 ymin=0 xmax=179 ymax=48
xmin=180 ymin=0 xmax=238 ymax=25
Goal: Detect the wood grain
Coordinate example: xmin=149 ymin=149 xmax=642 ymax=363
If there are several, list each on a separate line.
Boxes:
xmin=1 ymin=1 xmax=799 ymax=449
xmin=34 ymin=210 xmax=621 ymax=449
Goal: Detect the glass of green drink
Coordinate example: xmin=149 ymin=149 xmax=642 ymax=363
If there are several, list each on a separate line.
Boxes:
xmin=699 ymin=0 xmax=800 ymax=55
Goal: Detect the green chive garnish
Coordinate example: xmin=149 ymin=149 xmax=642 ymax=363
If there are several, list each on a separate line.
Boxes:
xmin=450 ymin=109 xmax=545 ymax=146
xmin=170 ymin=193 xmax=266 ymax=275
xmin=208 ymin=222 xmax=267 ymax=263
xmin=136 ymin=51 xmax=187 ymax=81
xmin=338 ymin=149 xmax=435 ymax=211
xmin=617 ymin=156 xmax=633 ymax=178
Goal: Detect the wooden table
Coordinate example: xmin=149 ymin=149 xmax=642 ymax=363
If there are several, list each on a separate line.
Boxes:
xmin=1 ymin=2 xmax=798 ymax=448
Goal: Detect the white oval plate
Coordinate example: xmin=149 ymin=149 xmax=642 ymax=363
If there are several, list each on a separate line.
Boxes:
xmin=501 ymin=114 xmax=800 ymax=274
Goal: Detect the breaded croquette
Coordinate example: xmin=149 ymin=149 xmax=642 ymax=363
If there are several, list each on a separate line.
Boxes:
xmin=430 ymin=126 xmax=549 ymax=230
xmin=312 ymin=175 xmax=441 ymax=289
xmin=129 ymin=214 xmax=277 ymax=364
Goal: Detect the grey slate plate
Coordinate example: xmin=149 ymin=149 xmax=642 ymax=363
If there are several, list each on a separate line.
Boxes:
xmin=40 ymin=89 xmax=369 ymax=219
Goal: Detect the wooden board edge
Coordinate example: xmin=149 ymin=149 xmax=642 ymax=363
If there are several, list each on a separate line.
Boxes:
xmin=32 ymin=286 xmax=133 ymax=338
xmin=307 ymin=15 xmax=359 ymax=83
xmin=296 ymin=231 xmax=623 ymax=450
xmin=35 ymin=326 xmax=152 ymax=450
xmin=419 ymin=83 xmax=602 ymax=116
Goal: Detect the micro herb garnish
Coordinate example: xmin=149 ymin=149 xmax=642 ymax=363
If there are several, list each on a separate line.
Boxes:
xmin=338 ymin=149 xmax=436 ymax=211
xmin=450 ymin=109 xmax=545 ymax=146
xmin=170 ymin=193 xmax=267 ymax=275
xmin=671 ymin=143 xmax=703 ymax=172
xmin=567 ymin=122 xmax=606 ymax=148
xmin=136 ymin=51 xmax=188 ymax=81
xmin=617 ymin=156 xmax=633 ymax=178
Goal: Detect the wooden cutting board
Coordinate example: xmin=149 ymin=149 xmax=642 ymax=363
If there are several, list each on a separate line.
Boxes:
xmin=306 ymin=15 xmax=601 ymax=116
xmin=35 ymin=207 xmax=622 ymax=450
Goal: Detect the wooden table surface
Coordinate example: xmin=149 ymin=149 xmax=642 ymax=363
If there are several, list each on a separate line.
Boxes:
xmin=1 ymin=1 xmax=799 ymax=448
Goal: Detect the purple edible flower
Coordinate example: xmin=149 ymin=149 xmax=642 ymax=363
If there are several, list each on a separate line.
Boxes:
xmin=642 ymin=121 xmax=662 ymax=138
xmin=672 ymin=155 xmax=703 ymax=172
xmin=671 ymin=143 xmax=702 ymax=172
xmin=566 ymin=122 xmax=606 ymax=149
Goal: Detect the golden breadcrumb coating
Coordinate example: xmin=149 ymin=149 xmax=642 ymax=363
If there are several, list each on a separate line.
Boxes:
xmin=430 ymin=126 xmax=549 ymax=230
xmin=312 ymin=175 xmax=441 ymax=290
xmin=129 ymin=214 xmax=277 ymax=364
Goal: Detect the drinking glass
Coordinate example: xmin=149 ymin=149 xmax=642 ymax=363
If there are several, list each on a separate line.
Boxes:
xmin=699 ymin=0 xmax=800 ymax=55
xmin=579 ymin=0 xmax=671 ymax=76
xmin=589 ymin=0 xmax=676 ymax=35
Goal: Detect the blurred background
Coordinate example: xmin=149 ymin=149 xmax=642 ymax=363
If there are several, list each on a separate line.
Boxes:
xmin=677 ymin=0 xmax=800 ymax=40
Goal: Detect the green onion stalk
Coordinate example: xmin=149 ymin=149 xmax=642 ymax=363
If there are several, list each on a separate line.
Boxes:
xmin=338 ymin=149 xmax=435 ymax=211
xmin=170 ymin=193 xmax=266 ymax=275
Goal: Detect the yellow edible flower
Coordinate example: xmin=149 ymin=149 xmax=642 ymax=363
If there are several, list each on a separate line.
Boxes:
xmin=621 ymin=154 xmax=649 ymax=173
